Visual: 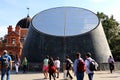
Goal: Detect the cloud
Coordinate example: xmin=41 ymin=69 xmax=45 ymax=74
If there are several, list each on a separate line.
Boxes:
xmin=0 ymin=26 xmax=7 ymax=37
xmin=0 ymin=25 xmax=16 ymax=37
xmin=90 ymin=0 xmax=107 ymax=3
xmin=111 ymin=8 xmax=120 ymax=23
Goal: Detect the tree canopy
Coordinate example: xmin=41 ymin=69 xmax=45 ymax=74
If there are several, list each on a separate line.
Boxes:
xmin=97 ymin=12 xmax=120 ymax=53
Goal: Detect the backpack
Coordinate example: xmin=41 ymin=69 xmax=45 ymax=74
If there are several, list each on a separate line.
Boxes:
xmin=77 ymin=59 xmax=86 ymax=72
xmin=2 ymin=56 xmax=9 ymax=68
xmin=87 ymin=59 xmax=98 ymax=71
xmin=66 ymin=59 xmax=73 ymax=70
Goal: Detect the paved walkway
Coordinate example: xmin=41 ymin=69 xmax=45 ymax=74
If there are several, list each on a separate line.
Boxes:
xmin=0 ymin=70 xmax=120 ymax=80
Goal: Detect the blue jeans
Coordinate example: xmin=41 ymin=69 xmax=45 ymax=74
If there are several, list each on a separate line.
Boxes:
xmin=88 ymin=73 xmax=94 ymax=80
xmin=76 ymin=71 xmax=84 ymax=80
xmin=1 ymin=68 xmax=10 ymax=80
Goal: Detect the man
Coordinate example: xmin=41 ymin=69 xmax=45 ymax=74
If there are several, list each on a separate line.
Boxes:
xmin=108 ymin=56 xmax=115 ymax=73
xmin=85 ymin=52 xmax=98 ymax=80
xmin=1 ymin=50 xmax=12 ymax=80
xmin=65 ymin=56 xmax=73 ymax=79
xmin=73 ymin=52 xmax=85 ymax=80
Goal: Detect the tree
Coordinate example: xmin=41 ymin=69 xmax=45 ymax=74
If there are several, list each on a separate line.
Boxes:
xmin=97 ymin=12 xmax=120 ymax=52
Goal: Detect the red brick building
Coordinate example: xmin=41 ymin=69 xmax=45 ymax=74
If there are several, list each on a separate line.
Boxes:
xmin=0 ymin=15 xmax=31 ymax=60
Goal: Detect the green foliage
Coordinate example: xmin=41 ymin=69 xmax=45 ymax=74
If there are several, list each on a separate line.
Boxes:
xmin=97 ymin=12 xmax=120 ymax=52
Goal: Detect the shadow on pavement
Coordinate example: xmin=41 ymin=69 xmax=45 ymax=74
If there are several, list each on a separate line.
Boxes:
xmin=33 ymin=79 xmax=44 ymax=80
xmin=100 ymin=76 xmax=120 ymax=78
xmin=32 ymin=78 xmax=67 ymax=80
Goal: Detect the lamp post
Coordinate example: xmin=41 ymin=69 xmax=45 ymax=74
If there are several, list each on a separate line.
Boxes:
xmin=63 ymin=9 xmax=67 ymax=78
xmin=63 ymin=9 xmax=67 ymax=61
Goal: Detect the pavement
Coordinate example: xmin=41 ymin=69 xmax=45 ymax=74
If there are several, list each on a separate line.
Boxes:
xmin=0 ymin=70 xmax=120 ymax=80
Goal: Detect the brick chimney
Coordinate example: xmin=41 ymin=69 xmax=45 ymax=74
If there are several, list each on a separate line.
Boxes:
xmin=8 ymin=25 xmax=13 ymax=34
xmin=15 ymin=25 xmax=21 ymax=35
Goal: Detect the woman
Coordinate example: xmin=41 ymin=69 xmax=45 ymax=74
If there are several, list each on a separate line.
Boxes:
xmin=42 ymin=55 xmax=49 ymax=79
xmin=48 ymin=57 xmax=56 ymax=80
xmin=15 ymin=56 xmax=20 ymax=74
xmin=54 ymin=57 xmax=60 ymax=78
xmin=22 ymin=57 xmax=27 ymax=73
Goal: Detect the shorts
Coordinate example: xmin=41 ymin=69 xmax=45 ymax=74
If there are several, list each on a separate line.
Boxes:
xmin=42 ymin=65 xmax=48 ymax=71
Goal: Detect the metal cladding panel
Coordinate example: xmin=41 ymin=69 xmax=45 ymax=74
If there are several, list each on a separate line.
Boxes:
xmin=21 ymin=7 xmax=112 ymax=64
xmin=90 ymin=22 xmax=112 ymax=63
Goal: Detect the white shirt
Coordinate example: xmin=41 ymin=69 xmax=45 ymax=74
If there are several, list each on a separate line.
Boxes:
xmin=43 ymin=58 xmax=49 ymax=66
xmin=85 ymin=57 xmax=94 ymax=74
xmin=54 ymin=60 xmax=60 ymax=68
xmin=108 ymin=57 xmax=114 ymax=63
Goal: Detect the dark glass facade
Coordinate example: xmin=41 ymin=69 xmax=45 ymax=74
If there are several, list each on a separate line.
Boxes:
xmin=21 ymin=7 xmax=112 ymax=63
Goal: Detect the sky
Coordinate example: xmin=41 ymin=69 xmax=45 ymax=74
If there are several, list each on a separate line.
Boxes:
xmin=0 ymin=0 xmax=120 ymax=37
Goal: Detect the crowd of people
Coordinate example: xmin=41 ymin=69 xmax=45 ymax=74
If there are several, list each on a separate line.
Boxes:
xmin=0 ymin=50 xmax=115 ymax=80
xmin=42 ymin=52 xmax=100 ymax=80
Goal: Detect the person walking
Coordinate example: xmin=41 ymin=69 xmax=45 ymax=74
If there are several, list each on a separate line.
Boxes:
xmin=85 ymin=52 xmax=98 ymax=80
xmin=42 ymin=55 xmax=49 ymax=79
xmin=65 ymin=56 xmax=73 ymax=80
xmin=73 ymin=52 xmax=85 ymax=80
xmin=48 ymin=57 xmax=56 ymax=80
xmin=54 ymin=57 xmax=60 ymax=78
xmin=1 ymin=50 xmax=12 ymax=80
xmin=14 ymin=56 xmax=20 ymax=74
xmin=108 ymin=56 xmax=115 ymax=73
xmin=22 ymin=57 xmax=27 ymax=73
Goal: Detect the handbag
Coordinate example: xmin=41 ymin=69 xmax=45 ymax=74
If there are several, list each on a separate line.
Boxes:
xmin=50 ymin=65 xmax=56 ymax=73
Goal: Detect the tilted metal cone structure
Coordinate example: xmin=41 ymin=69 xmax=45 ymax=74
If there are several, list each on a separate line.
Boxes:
xmin=21 ymin=7 xmax=112 ymax=63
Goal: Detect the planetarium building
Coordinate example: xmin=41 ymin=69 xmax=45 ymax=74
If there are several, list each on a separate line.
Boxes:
xmin=22 ymin=7 xmax=112 ymax=63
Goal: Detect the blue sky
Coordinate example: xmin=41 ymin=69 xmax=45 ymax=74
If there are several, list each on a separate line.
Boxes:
xmin=0 ymin=0 xmax=120 ymax=37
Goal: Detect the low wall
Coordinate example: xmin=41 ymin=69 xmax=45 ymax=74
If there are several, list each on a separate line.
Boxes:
xmin=98 ymin=62 xmax=120 ymax=70
xmin=26 ymin=62 xmax=120 ymax=71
